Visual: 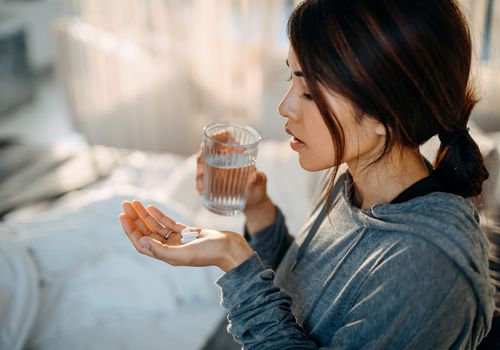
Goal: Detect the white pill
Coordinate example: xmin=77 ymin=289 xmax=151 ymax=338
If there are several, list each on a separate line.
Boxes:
xmin=181 ymin=232 xmax=198 ymax=239
xmin=181 ymin=228 xmax=193 ymax=235
xmin=181 ymin=236 xmax=197 ymax=244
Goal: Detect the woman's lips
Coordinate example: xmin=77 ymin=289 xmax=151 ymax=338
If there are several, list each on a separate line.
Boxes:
xmin=293 ymin=135 xmax=304 ymax=143
xmin=285 ymin=128 xmax=306 ymax=151
xmin=290 ymin=136 xmax=306 ymax=151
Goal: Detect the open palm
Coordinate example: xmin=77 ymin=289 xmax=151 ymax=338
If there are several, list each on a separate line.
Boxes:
xmin=119 ymin=200 xmax=252 ymax=271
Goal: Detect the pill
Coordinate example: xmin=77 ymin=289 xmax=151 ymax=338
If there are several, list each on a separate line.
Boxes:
xmin=181 ymin=232 xmax=198 ymax=239
xmin=181 ymin=228 xmax=193 ymax=235
xmin=181 ymin=236 xmax=197 ymax=244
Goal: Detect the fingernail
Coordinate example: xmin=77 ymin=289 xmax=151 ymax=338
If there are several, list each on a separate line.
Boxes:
xmin=140 ymin=239 xmax=151 ymax=251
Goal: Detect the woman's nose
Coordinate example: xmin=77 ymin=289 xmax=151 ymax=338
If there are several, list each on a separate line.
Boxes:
xmin=278 ymin=88 xmax=299 ymax=121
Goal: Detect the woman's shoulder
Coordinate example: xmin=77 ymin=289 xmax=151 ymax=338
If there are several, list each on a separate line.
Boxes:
xmin=368 ymin=191 xmax=482 ymax=239
xmin=359 ymin=193 xmax=494 ymax=329
xmin=366 ymin=191 xmax=488 ymax=268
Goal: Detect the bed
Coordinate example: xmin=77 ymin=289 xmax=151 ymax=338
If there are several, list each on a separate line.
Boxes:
xmin=0 ymin=138 xmax=320 ymax=350
xmin=0 ymin=126 xmax=499 ymax=350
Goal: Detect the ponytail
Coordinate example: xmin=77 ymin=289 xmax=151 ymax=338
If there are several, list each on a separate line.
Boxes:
xmin=433 ymin=98 xmax=489 ymax=198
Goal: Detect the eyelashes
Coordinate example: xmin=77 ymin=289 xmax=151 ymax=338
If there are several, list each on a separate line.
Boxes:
xmin=286 ymin=74 xmax=313 ymax=101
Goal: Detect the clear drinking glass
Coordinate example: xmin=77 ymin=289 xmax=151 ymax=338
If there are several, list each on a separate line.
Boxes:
xmin=202 ymin=122 xmax=262 ymax=216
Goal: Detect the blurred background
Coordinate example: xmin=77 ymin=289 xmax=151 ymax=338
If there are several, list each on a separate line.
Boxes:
xmin=0 ymin=0 xmax=299 ymax=154
xmin=0 ymin=0 xmax=498 ymax=154
xmin=0 ymin=1 xmax=499 ymax=349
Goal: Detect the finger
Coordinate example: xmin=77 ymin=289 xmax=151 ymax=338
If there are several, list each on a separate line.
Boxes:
xmin=131 ymin=200 xmax=164 ymax=232
xmin=196 ymin=164 xmax=204 ymax=193
xmin=196 ymin=175 xmax=204 ymax=194
xmin=212 ymin=130 xmax=233 ymax=142
xmin=247 ymin=172 xmax=256 ymax=186
xmin=196 ymin=142 xmax=206 ymax=169
xmin=119 ymin=214 xmax=141 ymax=241
xmin=119 ymin=214 xmax=150 ymax=255
xmin=146 ymin=205 xmax=188 ymax=233
xmin=150 ymin=232 xmax=169 ymax=245
xmin=164 ymin=231 xmax=182 ymax=246
xmin=254 ymin=171 xmax=267 ymax=186
xmin=137 ymin=237 xmax=164 ymax=258
xmin=248 ymin=171 xmax=267 ymax=186
xmin=196 ymin=146 xmax=204 ymax=166
xmin=122 ymin=201 xmax=139 ymax=220
xmin=122 ymin=201 xmax=150 ymax=235
xmin=131 ymin=200 xmax=178 ymax=239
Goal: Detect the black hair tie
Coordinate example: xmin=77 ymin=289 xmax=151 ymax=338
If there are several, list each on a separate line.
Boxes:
xmin=438 ymin=127 xmax=470 ymax=144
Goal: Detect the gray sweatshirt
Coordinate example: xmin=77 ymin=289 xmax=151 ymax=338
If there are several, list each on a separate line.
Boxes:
xmin=216 ymin=172 xmax=495 ymax=349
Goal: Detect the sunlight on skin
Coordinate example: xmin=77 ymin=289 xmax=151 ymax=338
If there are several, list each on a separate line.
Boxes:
xmin=118 ymin=200 xmax=254 ymax=271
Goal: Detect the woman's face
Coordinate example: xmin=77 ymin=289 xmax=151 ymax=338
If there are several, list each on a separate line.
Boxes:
xmin=278 ymin=49 xmax=386 ymax=172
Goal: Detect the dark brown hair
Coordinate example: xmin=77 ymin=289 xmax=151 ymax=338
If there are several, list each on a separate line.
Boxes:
xmin=287 ymin=0 xmax=489 ymax=203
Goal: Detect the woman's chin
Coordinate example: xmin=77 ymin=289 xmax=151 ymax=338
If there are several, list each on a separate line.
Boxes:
xmin=297 ymin=154 xmax=332 ymax=172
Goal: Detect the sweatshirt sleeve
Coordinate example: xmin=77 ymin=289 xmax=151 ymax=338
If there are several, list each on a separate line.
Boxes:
xmin=216 ymin=254 xmax=318 ymax=350
xmin=243 ymin=206 xmax=294 ymax=270
xmin=216 ymin=239 xmax=482 ymax=350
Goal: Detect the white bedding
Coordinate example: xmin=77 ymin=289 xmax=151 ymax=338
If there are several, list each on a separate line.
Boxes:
xmin=0 ymin=226 xmax=39 ymax=350
xmin=0 ymin=140 xmax=318 ymax=350
xmin=2 ymin=194 xmax=226 ymax=350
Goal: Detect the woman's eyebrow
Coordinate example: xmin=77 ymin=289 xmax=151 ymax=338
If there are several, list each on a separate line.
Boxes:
xmin=285 ymin=59 xmax=304 ymax=77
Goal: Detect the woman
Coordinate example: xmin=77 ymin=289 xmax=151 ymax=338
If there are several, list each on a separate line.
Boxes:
xmin=119 ymin=0 xmax=495 ymax=348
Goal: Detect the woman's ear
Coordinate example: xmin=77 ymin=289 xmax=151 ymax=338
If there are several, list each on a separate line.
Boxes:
xmin=374 ymin=122 xmax=386 ymax=137
xmin=362 ymin=115 xmax=387 ymax=137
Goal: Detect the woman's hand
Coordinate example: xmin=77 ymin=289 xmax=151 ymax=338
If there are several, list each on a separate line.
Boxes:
xmin=196 ymin=131 xmax=271 ymax=209
xmin=118 ymin=200 xmax=254 ymax=272
xmin=195 ymin=131 xmax=276 ymax=234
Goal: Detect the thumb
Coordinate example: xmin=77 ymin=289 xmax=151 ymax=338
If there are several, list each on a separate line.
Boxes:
xmin=248 ymin=171 xmax=267 ymax=187
xmin=139 ymin=237 xmax=160 ymax=255
xmin=139 ymin=237 xmax=179 ymax=263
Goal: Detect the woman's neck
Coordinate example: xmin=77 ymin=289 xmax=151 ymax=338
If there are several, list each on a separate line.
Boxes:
xmin=347 ymin=147 xmax=431 ymax=210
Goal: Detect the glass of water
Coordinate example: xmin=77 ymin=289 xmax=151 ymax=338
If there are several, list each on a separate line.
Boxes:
xmin=202 ymin=122 xmax=262 ymax=216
